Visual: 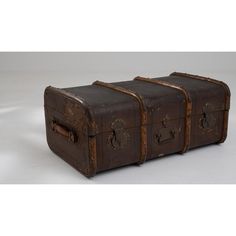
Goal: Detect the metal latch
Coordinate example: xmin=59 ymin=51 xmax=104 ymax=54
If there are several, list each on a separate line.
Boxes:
xmin=108 ymin=119 xmax=130 ymax=150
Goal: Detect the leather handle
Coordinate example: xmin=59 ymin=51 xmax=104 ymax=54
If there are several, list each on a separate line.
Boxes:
xmin=50 ymin=121 xmax=77 ymax=143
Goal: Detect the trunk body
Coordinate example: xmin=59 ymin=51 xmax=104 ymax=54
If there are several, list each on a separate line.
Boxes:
xmin=44 ymin=72 xmax=230 ymax=177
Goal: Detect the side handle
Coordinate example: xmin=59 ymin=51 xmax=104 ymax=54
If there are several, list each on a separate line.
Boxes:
xmin=50 ymin=121 xmax=77 ymax=143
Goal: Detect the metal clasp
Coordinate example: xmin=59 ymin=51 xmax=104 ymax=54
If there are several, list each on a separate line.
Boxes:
xmin=108 ymin=119 xmax=130 ymax=150
xmin=155 ymin=115 xmax=176 ymax=145
xmin=200 ymin=103 xmax=216 ymax=130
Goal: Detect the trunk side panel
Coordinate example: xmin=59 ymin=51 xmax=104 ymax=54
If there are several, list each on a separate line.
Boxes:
xmin=44 ymin=87 xmax=90 ymax=176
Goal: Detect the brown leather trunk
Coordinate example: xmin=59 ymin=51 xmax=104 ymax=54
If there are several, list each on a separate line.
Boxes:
xmin=44 ymin=72 xmax=231 ymax=177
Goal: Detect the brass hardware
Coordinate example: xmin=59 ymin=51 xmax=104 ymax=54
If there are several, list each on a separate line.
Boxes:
xmin=48 ymin=87 xmax=97 ymax=177
xmin=161 ymin=114 xmax=170 ymax=128
xmin=51 ymin=121 xmax=77 ymax=143
xmin=156 ymin=129 xmax=176 ymax=144
xmin=108 ymin=119 xmax=130 ymax=150
xmin=200 ymin=103 xmax=216 ymax=130
xmin=155 ymin=116 xmax=176 ymax=144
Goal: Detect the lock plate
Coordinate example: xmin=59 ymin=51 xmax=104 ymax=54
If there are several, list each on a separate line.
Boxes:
xmin=200 ymin=103 xmax=217 ymax=131
xmin=107 ymin=119 xmax=130 ymax=150
xmin=154 ymin=115 xmax=176 ymax=145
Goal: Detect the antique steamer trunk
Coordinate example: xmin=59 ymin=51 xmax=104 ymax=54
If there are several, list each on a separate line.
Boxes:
xmin=44 ymin=72 xmax=230 ymax=177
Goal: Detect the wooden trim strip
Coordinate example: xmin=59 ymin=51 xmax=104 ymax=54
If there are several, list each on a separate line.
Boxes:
xmin=93 ymin=80 xmax=148 ymax=164
xmin=134 ymin=76 xmax=192 ymax=153
xmin=170 ymin=72 xmax=231 ymax=143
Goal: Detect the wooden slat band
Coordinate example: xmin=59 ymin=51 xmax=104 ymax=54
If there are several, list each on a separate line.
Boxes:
xmin=170 ymin=72 xmax=231 ymax=143
xmin=134 ymin=76 xmax=192 ymax=153
xmin=93 ymin=80 xmax=148 ymax=164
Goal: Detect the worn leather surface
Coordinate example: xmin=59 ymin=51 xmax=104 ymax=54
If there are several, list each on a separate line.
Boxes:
xmin=44 ymin=73 xmax=230 ymax=177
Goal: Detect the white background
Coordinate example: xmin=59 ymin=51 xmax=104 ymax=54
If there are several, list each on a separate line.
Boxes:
xmin=0 ymin=0 xmax=236 ymax=236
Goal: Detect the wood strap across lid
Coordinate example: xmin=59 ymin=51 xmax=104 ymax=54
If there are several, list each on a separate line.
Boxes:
xmin=93 ymin=80 xmax=148 ymax=164
xmin=134 ymin=76 xmax=192 ymax=153
xmin=170 ymin=72 xmax=230 ymax=143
